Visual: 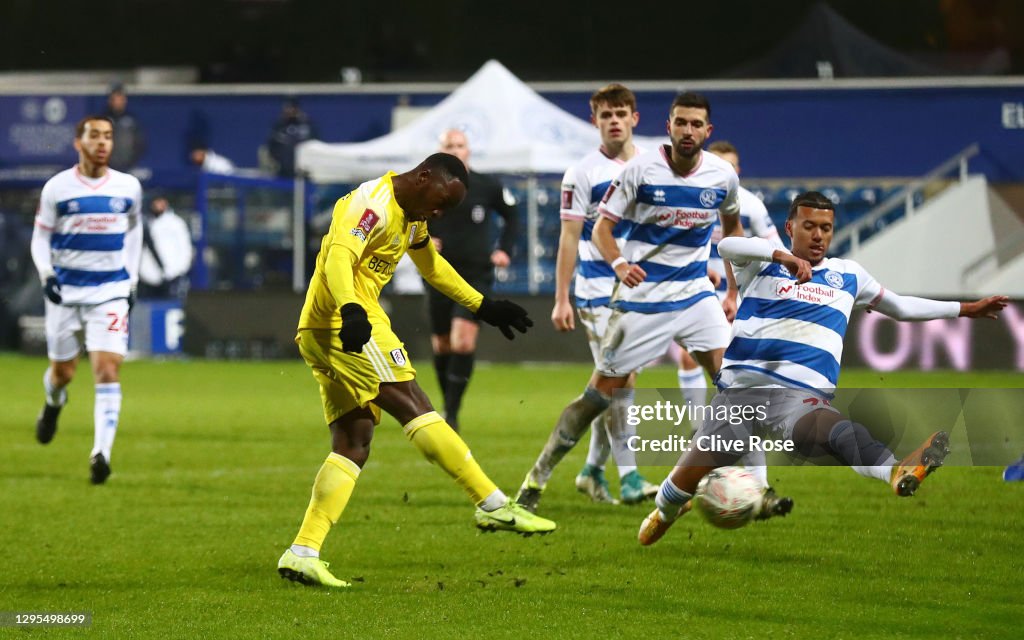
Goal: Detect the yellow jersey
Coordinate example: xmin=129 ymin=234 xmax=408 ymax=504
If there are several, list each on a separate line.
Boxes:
xmin=298 ymin=172 xmax=483 ymax=330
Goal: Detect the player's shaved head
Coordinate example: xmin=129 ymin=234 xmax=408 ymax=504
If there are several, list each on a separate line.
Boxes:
xmin=393 ymin=152 xmax=469 ymax=221
xmin=419 ymin=152 xmax=470 ymax=190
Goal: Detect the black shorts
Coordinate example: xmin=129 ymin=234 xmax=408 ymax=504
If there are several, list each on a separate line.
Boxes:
xmin=427 ymin=267 xmax=493 ymax=336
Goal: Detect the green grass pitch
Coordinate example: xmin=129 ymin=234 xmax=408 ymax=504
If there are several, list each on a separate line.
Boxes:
xmin=2 ymin=353 xmax=1022 ymax=639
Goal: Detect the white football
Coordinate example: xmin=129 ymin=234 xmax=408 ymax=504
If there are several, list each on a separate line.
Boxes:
xmin=694 ymin=467 xmax=763 ymax=529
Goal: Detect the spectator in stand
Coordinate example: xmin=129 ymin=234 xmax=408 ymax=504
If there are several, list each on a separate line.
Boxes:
xmin=138 ymin=196 xmax=194 ymax=301
xmin=190 ymin=146 xmax=236 ymax=175
xmin=268 ymin=98 xmax=318 ymax=178
xmin=103 ymin=83 xmax=146 ymax=171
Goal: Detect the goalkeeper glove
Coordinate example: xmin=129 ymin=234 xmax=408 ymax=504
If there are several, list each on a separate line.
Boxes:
xmin=476 ymin=297 xmax=533 ymax=340
xmin=43 ymin=276 xmax=63 ymax=304
xmin=338 ymin=303 xmax=372 ymax=353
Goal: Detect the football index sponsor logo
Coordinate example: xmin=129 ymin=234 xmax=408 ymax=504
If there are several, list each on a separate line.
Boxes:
xmin=776 ymin=281 xmax=796 ymax=299
xmin=699 ymin=189 xmax=718 ymax=208
xmin=350 ymin=208 xmax=379 ymax=242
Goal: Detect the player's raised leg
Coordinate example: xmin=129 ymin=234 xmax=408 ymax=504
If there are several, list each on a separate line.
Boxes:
xmin=791 ymin=410 xmax=949 ymax=497
xmin=374 ymin=380 xmax=556 ymax=535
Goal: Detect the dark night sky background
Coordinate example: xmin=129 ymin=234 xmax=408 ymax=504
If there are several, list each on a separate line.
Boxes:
xmin=1 ymin=0 xmax=1021 ymax=82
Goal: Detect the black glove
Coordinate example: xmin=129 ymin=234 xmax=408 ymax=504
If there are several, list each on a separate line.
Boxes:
xmin=43 ymin=276 xmax=62 ymax=304
xmin=476 ymin=297 xmax=533 ymax=340
xmin=338 ymin=303 xmax=372 ymax=353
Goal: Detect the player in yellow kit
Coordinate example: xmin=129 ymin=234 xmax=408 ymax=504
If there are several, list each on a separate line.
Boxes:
xmin=278 ymin=153 xmax=556 ymax=588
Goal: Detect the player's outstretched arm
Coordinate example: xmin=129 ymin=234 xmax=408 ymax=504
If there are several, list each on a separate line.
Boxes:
xmin=959 ymin=295 xmax=1010 ymax=319
xmin=873 ymin=292 xmax=1009 ymax=321
xmin=552 ymin=219 xmax=583 ymax=331
xmin=408 ymin=239 xmax=484 ymax=311
xmin=476 ymin=297 xmax=533 ymax=340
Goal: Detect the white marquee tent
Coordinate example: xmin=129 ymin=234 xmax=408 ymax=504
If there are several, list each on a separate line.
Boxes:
xmin=295 ymin=59 xmax=665 ymax=182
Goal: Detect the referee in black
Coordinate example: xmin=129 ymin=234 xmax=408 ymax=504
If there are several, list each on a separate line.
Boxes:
xmin=429 ymin=129 xmax=519 ymax=431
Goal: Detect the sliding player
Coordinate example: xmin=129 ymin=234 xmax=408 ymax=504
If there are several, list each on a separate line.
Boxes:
xmin=639 ymin=191 xmax=1008 ymax=545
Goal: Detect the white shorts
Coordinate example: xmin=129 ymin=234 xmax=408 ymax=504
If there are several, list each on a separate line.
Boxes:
xmin=45 ymin=299 xmax=131 ymax=361
xmin=576 ymin=305 xmax=613 ymax=367
xmin=695 ymin=387 xmax=839 ymax=445
xmin=598 ymin=295 xmax=731 ymax=377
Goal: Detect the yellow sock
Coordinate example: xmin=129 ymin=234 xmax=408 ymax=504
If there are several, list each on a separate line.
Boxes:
xmin=293 ymin=453 xmax=361 ymax=551
xmin=404 ymin=411 xmax=499 ymax=505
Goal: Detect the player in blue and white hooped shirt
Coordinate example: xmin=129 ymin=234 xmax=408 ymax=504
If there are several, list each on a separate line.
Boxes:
xmin=516 ymin=93 xmax=741 ymax=513
xmin=638 ymin=191 xmax=1008 ymax=545
xmin=675 ymin=140 xmax=786 ymax=488
xmin=550 ymin=84 xmax=657 ymax=506
xmin=30 ymin=115 xmax=143 ymax=484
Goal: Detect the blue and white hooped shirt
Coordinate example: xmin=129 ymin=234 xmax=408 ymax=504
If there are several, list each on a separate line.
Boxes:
xmin=35 ymin=166 xmax=142 ymax=305
xmin=598 ymin=147 xmax=739 ymax=314
xmin=559 ymin=147 xmax=642 ymax=308
xmin=721 ymin=254 xmax=884 ymax=393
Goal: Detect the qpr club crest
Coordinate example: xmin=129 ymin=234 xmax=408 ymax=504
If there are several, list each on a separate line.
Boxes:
xmin=109 ymin=197 xmax=127 ymax=213
xmin=699 ymin=189 xmax=718 ymax=208
xmin=471 ymin=205 xmax=486 ymax=224
xmin=823 ymin=270 xmax=844 ymax=289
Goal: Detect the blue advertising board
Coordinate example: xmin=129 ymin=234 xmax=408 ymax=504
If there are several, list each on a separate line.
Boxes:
xmin=1 ymin=83 xmax=1022 ymax=181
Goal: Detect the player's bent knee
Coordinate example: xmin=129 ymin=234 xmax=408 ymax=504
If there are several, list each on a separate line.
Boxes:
xmin=52 ymin=362 xmax=77 ymax=386
xmin=590 ymin=372 xmax=628 ymax=396
xmin=374 ymin=380 xmax=434 ymax=425
xmin=329 ymin=413 xmax=376 ymax=467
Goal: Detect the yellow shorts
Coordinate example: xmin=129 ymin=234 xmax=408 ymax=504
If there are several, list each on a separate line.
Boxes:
xmin=296 ymin=326 xmax=416 ymax=425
